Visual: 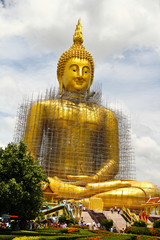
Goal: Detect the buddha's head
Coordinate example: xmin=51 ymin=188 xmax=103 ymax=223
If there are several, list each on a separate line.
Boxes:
xmin=57 ymin=19 xmax=94 ymax=94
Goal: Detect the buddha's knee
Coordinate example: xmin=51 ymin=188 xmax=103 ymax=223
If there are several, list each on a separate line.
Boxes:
xmin=93 ymin=187 xmax=149 ymax=209
xmin=128 ymin=180 xmax=160 ymax=197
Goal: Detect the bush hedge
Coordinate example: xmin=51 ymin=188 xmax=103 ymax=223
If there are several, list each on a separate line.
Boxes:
xmin=153 ymin=219 xmax=160 ymax=229
xmin=13 ymin=237 xmax=40 ymax=240
xmin=125 ymin=226 xmax=160 ymax=237
xmin=0 ymin=228 xmax=94 ymax=240
xmin=132 ymin=220 xmax=147 ymax=227
xmin=101 ymin=219 xmax=113 ymax=231
xmin=58 ymin=214 xmax=74 ymax=226
xmin=0 ymin=236 xmax=15 ymax=240
xmin=1 ymin=231 xmax=160 ymax=240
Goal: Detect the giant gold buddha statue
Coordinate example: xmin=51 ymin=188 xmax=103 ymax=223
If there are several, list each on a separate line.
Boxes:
xmin=24 ymin=20 xmax=160 ymax=209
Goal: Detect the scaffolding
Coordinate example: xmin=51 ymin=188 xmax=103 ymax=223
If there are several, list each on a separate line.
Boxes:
xmin=13 ymin=87 xmax=142 ymax=209
xmin=14 ymin=86 xmax=135 ymax=182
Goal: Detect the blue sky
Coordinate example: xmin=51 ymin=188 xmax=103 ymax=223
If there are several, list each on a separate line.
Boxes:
xmin=0 ymin=0 xmax=160 ymax=187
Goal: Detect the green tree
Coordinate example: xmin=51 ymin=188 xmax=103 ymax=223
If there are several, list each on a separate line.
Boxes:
xmin=101 ymin=219 xmax=113 ymax=231
xmin=153 ymin=219 xmax=160 ymax=228
xmin=0 ymin=141 xmax=48 ymax=220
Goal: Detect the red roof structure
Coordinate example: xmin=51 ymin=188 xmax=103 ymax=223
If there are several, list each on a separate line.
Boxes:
xmin=146 ymin=197 xmax=160 ymax=204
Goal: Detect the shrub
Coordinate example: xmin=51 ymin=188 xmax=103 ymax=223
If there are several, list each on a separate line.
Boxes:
xmin=0 ymin=229 xmax=12 ymax=235
xmin=58 ymin=214 xmax=66 ymax=224
xmin=101 ymin=219 xmax=113 ymax=231
xmin=125 ymin=226 xmax=150 ymax=235
xmin=60 ymin=228 xmax=68 ymax=233
xmin=153 ymin=219 xmax=160 ymax=228
xmin=125 ymin=226 xmax=160 ymax=237
xmin=73 ymin=224 xmax=88 ymax=229
xmin=0 ymin=236 xmax=15 ymax=240
xmin=58 ymin=214 xmax=74 ymax=226
xmin=68 ymin=228 xmax=79 ymax=233
xmin=132 ymin=220 xmax=147 ymax=227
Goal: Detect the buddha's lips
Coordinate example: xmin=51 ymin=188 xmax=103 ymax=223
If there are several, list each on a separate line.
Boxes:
xmin=74 ymin=78 xmax=85 ymax=85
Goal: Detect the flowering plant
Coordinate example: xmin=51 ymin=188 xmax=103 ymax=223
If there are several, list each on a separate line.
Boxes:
xmin=68 ymin=228 xmax=79 ymax=233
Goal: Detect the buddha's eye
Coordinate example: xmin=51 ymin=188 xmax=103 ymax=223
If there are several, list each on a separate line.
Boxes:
xmin=70 ymin=64 xmax=78 ymax=73
xmin=83 ymin=67 xmax=90 ymax=74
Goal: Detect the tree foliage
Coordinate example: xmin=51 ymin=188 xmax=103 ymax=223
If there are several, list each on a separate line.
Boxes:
xmin=58 ymin=214 xmax=74 ymax=226
xmin=153 ymin=219 xmax=160 ymax=228
xmin=101 ymin=219 xmax=113 ymax=231
xmin=0 ymin=141 xmax=48 ymax=220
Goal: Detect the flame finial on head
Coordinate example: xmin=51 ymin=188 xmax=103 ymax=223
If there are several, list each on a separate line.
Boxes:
xmin=73 ymin=19 xmax=83 ymax=44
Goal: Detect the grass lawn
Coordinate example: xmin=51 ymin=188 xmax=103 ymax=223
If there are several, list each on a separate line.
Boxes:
xmin=1 ymin=228 xmax=160 ymax=240
xmin=0 ymin=228 xmax=95 ymax=240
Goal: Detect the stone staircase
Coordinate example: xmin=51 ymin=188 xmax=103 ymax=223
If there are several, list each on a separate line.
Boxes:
xmin=88 ymin=210 xmax=106 ymax=225
xmin=104 ymin=211 xmax=128 ymax=232
xmin=80 ymin=210 xmax=127 ymax=232
xmin=79 ymin=209 xmax=160 ymax=232
xmin=80 ymin=211 xmax=94 ymax=228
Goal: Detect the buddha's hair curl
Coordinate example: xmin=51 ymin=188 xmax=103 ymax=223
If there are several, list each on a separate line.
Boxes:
xmin=57 ymin=43 xmax=94 ymax=87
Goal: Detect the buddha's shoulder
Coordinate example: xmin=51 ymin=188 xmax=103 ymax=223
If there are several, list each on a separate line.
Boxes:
xmin=31 ymin=99 xmax=62 ymax=108
xmin=93 ymin=104 xmax=117 ymax=118
xmin=30 ymin=100 xmax=116 ymax=120
xmin=104 ymin=107 xmax=117 ymax=118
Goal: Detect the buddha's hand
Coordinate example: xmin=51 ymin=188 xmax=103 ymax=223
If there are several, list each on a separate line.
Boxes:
xmin=67 ymin=174 xmax=98 ymax=185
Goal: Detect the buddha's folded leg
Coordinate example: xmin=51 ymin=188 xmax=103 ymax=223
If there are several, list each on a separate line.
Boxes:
xmin=127 ymin=180 xmax=160 ymax=197
xmin=48 ymin=177 xmax=90 ymax=199
xmin=48 ymin=178 xmax=160 ymax=207
xmin=48 ymin=177 xmax=119 ymax=199
xmin=91 ymin=181 xmax=160 ymax=210
xmin=48 ymin=178 xmax=132 ymax=199
xmin=86 ymin=180 xmax=132 ymax=193
xmin=93 ymin=187 xmax=148 ymax=210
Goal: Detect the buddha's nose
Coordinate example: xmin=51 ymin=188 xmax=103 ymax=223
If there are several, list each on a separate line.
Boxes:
xmin=78 ymin=68 xmax=83 ymax=78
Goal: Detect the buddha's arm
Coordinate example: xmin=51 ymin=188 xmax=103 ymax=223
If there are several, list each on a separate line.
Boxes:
xmin=67 ymin=110 xmax=119 ymax=184
xmin=24 ymin=102 xmax=45 ymax=159
xmin=95 ymin=110 xmax=119 ymax=181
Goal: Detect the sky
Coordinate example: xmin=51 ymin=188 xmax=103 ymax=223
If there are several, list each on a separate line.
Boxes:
xmin=0 ymin=0 xmax=160 ymax=188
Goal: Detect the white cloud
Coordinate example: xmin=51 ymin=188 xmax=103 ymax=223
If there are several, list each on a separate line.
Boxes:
xmin=136 ymin=136 xmax=160 ymax=160
xmin=0 ymin=0 xmax=160 ymax=187
xmin=0 ymin=115 xmax=16 ymax=147
xmin=133 ymin=134 xmax=160 ymax=187
xmin=0 ymin=75 xmax=20 ymax=114
xmin=1 ymin=0 xmax=160 ymax=58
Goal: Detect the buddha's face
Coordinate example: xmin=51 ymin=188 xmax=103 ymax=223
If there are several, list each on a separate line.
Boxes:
xmin=61 ymin=58 xmax=91 ymax=93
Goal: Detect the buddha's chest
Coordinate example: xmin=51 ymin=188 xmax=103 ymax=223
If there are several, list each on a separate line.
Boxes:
xmin=46 ymin=101 xmax=103 ymax=129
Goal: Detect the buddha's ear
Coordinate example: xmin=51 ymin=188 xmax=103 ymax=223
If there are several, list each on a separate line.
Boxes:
xmin=58 ymin=74 xmax=63 ymax=95
xmin=87 ymin=87 xmax=90 ymax=96
xmin=87 ymin=78 xmax=92 ymax=95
